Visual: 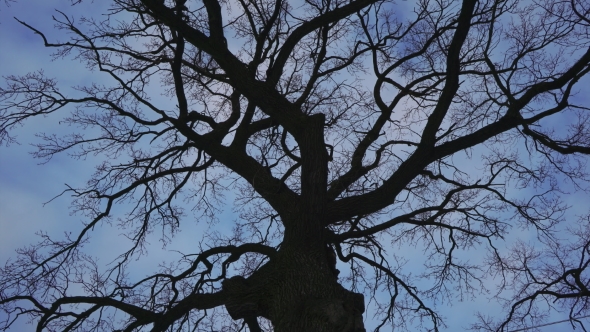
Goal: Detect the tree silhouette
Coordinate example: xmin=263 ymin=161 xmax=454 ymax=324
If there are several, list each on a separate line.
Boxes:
xmin=1 ymin=0 xmax=590 ymax=331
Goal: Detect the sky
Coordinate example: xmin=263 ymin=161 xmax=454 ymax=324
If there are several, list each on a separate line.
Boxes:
xmin=1 ymin=1 xmax=589 ymax=331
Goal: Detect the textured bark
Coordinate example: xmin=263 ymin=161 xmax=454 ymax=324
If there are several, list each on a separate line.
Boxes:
xmin=223 ymin=238 xmax=365 ymax=332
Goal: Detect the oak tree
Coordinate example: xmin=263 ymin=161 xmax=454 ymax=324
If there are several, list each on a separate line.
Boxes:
xmin=1 ymin=0 xmax=590 ymax=331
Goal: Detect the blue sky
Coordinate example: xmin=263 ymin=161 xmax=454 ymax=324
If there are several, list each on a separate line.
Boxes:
xmin=1 ymin=1 xmax=589 ymax=331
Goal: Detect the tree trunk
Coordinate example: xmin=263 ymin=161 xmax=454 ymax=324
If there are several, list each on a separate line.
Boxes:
xmin=223 ymin=115 xmax=365 ymax=331
xmin=223 ymin=223 xmax=365 ymax=332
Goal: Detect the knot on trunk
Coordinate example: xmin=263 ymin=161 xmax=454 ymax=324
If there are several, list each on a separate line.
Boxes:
xmin=305 ymin=291 xmax=366 ymax=332
xmin=222 ymin=275 xmax=266 ymax=320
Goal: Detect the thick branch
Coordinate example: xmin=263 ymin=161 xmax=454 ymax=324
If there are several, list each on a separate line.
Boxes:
xmin=326 ymin=46 xmax=590 ymax=223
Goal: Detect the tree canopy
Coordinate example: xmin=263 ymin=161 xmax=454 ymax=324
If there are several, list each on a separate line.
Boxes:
xmin=1 ymin=0 xmax=590 ymax=331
